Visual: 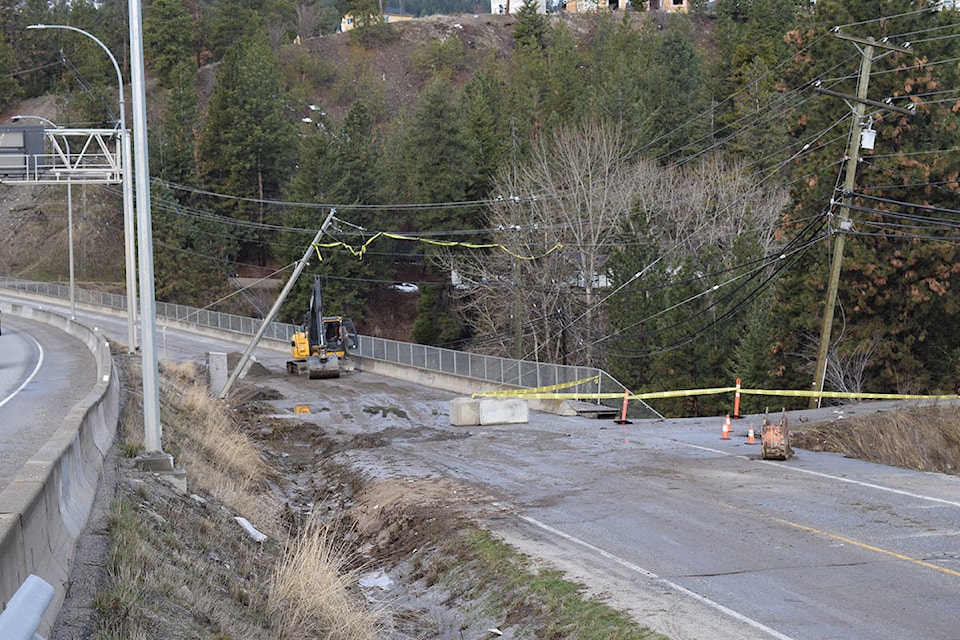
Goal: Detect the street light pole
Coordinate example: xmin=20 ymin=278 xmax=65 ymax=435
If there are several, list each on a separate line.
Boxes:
xmin=12 ymin=114 xmax=74 ymax=318
xmin=27 ymin=22 xmax=168 ymax=462
xmin=27 ymin=24 xmax=138 ymax=353
xmin=127 ymin=0 xmax=166 ymax=457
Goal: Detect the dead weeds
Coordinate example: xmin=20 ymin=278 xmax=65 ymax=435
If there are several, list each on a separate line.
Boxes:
xmin=792 ymin=405 xmax=960 ymax=474
xmin=90 ymin=354 xmax=670 ymax=639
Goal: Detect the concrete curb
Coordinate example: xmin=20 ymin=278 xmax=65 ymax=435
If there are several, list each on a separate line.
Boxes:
xmin=0 ymin=300 xmax=119 ymax=638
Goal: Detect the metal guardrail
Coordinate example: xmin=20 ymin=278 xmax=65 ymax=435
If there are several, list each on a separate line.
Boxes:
xmin=0 ymin=575 xmax=55 ymax=640
xmin=0 ymin=277 xmax=652 ymax=413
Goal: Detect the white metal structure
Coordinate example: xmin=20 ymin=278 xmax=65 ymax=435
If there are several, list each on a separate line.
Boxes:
xmin=0 ymin=127 xmax=122 ymax=184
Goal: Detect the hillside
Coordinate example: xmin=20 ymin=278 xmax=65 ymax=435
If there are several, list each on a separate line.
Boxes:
xmin=298 ymin=13 xmax=521 ymax=121
xmin=0 ymin=12 xmax=640 ymax=339
xmin=0 ymin=14 xmax=530 ymax=332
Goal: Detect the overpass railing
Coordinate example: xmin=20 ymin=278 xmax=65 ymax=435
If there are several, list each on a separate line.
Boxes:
xmin=0 ymin=277 xmax=652 ymax=413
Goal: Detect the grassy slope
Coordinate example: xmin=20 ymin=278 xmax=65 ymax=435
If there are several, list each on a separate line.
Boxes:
xmin=91 ymin=353 xmax=665 ymax=638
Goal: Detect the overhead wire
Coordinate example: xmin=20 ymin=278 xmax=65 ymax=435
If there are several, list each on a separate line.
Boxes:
xmin=84 ymin=11 xmax=960 ymax=361
xmin=597 ymin=215 xmax=828 ymax=346
xmin=834 ymin=6 xmax=942 ymax=30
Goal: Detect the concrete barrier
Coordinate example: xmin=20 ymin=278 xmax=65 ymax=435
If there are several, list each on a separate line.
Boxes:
xmin=449 ymin=397 xmax=529 ymax=426
xmin=449 ymin=397 xmax=481 ymax=426
xmin=0 ymin=300 xmax=119 ymax=638
xmin=0 ymin=574 xmax=55 ymax=640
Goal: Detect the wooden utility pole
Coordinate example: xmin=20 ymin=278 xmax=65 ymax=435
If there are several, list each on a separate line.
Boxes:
xmin=219 ymin=210 xmax=336 ymax=399
xmin=809 ymin=34 xmax=912 ymax=409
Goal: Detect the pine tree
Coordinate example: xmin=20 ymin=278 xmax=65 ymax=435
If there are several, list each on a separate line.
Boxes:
xmin=772 ymin=0 xmax=960 ymax=394
xmin=144 ymin=0 xmax=198 ymax=87
xmin=513 ymin=0 xmax=548 ymax=49
xmin=197 ymin=24 xmax=298 ymax=268
xmin=641 ymin=19 xmax=709 ymax=160
xmin=280 ymin=102 xmax=385 ymax=324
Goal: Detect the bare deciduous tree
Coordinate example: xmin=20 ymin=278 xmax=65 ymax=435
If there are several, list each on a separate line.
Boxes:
xmin=445 ymin=120 xmax=657 ymax=366
xmin=445 ymin=120 xmax=788 ymax=369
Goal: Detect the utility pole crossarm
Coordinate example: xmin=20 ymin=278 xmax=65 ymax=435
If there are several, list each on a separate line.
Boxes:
xmin=832 ymin=31 xmax=913 ymax=55
xmin=813 ymin=86 xmax=915 ymax=116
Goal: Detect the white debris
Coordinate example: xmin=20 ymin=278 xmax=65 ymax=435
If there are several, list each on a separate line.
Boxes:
xmin=235 ymin=516 xmax=267 ymax=543
xmin=359 ymin=568 xmax=394 ymax=590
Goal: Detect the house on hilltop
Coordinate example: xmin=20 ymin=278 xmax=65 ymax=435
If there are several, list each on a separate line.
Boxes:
xmin=340 ymin=6 xmax=414 ymax=32
xmin=503 ymin=0 xmax=687 ymax=13
xmin=564 ymin=0 xmax=689 ymax=13
xmin=491 ymin=0 xmax=547 ymax=13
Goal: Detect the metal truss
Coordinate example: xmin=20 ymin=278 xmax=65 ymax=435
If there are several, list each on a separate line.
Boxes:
xmin=0 ymin=128 xmax=123 ymax=185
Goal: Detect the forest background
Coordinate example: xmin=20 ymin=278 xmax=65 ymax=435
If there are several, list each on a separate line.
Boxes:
xmin=1 ymin=0 xmax=959 ymax=417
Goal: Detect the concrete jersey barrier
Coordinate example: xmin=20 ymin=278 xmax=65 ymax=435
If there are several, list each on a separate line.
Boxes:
xmin=0 ymin=301 xmax=120 ymax=638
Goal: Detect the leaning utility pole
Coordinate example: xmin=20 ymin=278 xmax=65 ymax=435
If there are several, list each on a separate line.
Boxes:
xmin=809 ymin=33 xmax=913 ymax=409
xmin=218 ymin=210 xmax=336 ymax=399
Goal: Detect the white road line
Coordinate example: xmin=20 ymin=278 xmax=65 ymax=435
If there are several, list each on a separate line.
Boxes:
xmin=0 ymin=332 xmax=44 ymax=409
xmin=677 ymin=441 xmax=960 ymax=509
xmin=517 ymin=513 xmax=798 ymax=640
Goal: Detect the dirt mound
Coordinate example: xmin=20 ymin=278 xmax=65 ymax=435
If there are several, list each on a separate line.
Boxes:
xmin=226 ymin=352 xmax=273 ymax=378
xmin=352 ymin=477 xmax=500 ymax=560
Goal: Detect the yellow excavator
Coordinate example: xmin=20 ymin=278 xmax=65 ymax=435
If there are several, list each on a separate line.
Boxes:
xmin=286 ymin=275 xmax=357 ymax=379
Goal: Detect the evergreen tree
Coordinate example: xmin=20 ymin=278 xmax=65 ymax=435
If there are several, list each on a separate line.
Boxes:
xmin=155 ymin=62 xmax=201 ymax=186
xmin=0 ymin=36 xmax=21 ymax=110
xmin=197 ymin=24 xmax=298 ymax=267
xmin=513 ymin=0 xmax=548 ymax=49
xmin=578 ymin=14 xmax=657 ymax=148
xmin=391 ymin=77 xmax=482 ymax=232
xmin=202 ymin=0 xmax=264 ymax=61
xmin=460 ymin=65 xmax=509 ymax=197
xmin=144 ymin=0 xmax=198 ymax=87
xmin=280 ymin=102 xmax=385 ymax=324
xmin=151 ymin=180 xmax=236 ymax=307
xmin=601 ymin=151 xmax=788 ymax=415
xmin=641 ymin=19 xmax=709 ymax=160
xmin=772 ymin=0 xmax=960 ymax=395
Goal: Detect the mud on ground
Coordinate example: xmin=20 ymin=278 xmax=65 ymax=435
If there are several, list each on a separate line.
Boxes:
xmin=55 ymin=361 xmax=565 ymax=639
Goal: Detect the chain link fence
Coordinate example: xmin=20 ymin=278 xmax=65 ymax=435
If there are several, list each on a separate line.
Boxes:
xmin=0 ymin=277 xmax=659 ymax=417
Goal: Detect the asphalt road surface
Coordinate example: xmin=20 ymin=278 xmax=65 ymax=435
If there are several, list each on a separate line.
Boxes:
xmin=258 ymin=359 xmax=960 ymax=640
xmin=0 ymin=314 xmax=95 ymax=485
xmin=11 ymin=295 xmax=960 ymax=640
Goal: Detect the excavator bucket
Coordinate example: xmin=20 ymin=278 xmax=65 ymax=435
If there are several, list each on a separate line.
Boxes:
xmin=761 ymin=408 xmax=793 ymax=460
xmin=308 ymin=353 xmax=340 ymax=379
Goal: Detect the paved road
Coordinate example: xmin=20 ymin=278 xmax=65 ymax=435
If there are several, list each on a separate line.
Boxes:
xmin=259 ymin=367 xmax=960 ymax=640
xmin=0 ymin=314 xmax=95 ymax=485
xmin=0 ymin=295 xmax=277 ymax=490
xmin=12 ymin=295 xmax=960 ymax=640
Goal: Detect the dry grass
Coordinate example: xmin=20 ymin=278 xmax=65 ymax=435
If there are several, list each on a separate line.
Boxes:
xmin=97 ymin=355 xmax=385 ymax=639
xmin=158 ymin=359 xmax=281 ymax=537
xmin=793 ymin=405 xmax=960 ymax=474
xmin=268 ymin=513 xmax=386 ymax=640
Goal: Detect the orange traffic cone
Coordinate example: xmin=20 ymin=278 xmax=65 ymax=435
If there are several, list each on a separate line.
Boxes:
xmin=721 ymin=414 xmax=731 ymax=440
xmin=746 ymin=425 xmax=756 ymax=444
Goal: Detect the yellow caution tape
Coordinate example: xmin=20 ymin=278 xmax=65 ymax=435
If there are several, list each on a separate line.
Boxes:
xmin=474 ymin=388 xmax=737 ymax=401
xmin=740 ymin=388 xmax=959 ymax=400
xmin=471 ymin=375 xmax=600 ymax=398
xmin=313 ymin=231 xmax=563 ymax=262
xmin=474 ymin=386 xmax=958 ymax=402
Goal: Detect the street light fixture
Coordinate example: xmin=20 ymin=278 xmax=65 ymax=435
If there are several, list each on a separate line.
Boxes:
xmin=11 ymin=114 xmax=75 ymax=319
xmin=26 ymin=24 xmax=138 ymax=354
